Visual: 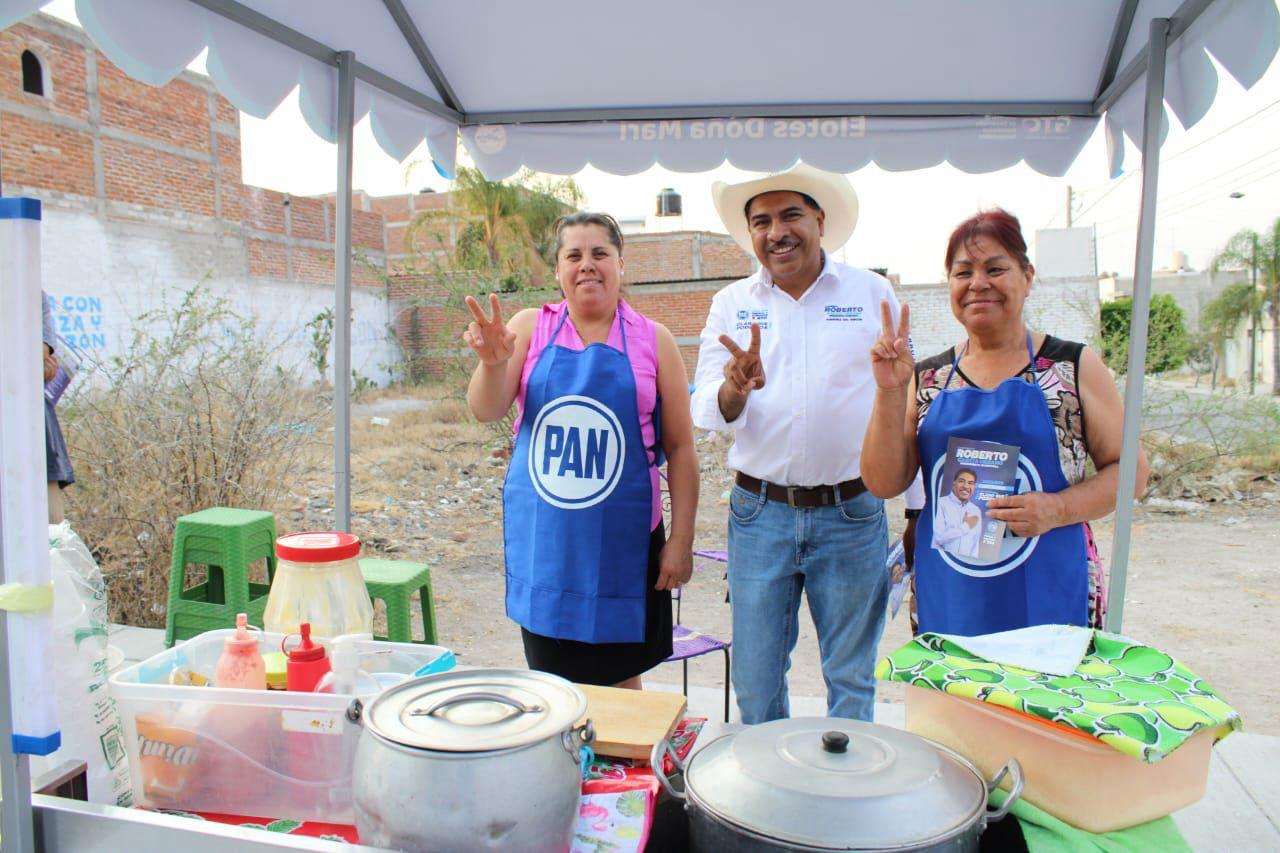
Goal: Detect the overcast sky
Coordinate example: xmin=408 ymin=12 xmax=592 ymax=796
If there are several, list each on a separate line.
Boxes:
xmin=41 ymin=1 xmax=1280 ymax=284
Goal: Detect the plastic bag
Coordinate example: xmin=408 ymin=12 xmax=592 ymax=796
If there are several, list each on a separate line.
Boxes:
xmin=30 ymin=522 xmax=133 ymax=805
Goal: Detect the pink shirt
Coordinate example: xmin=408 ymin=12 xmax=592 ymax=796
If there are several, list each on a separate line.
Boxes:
xmin=516 ymin=300 xmax=662 ymax=530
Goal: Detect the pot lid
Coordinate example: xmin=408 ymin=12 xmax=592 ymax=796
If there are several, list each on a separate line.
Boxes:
xmin=363 ymin=669 xmax=587 ymax=753
xmin=686 ymin=718 xmax=986 ymax=850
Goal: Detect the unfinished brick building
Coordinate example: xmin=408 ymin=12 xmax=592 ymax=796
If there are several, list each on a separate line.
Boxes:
xmin=1 ymin=12 xmax=751 ymax=383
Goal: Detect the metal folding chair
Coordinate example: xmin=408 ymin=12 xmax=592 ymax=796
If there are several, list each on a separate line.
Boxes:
xmin=664 ymin=549 xmax=731 ymax=723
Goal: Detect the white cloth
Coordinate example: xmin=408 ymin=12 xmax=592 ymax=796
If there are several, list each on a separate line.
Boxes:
xmin=933 ymin=492 xmax=982 ymax=557
xmin=691 ymin=256 xmax=899 ymax=488
xmin=904 ymin=473 xmax=926 ymax=512
xmin=935 ymin=625 xmax=1094 ymax=677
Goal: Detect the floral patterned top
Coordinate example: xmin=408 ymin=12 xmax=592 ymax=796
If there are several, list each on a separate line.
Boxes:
xmin=913 ymin=335 xmax=1107 ymax=629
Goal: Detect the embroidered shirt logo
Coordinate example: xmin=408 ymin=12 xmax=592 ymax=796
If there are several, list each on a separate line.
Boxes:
xmin=824 ymin=304 xmax=864 ymax=322
xmin=735 ymin=308 xmax=770 ymax=330
xmin=528 ymin=395 xmax=626 ymax=510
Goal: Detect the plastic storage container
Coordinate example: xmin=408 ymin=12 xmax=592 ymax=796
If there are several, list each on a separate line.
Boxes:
xmin=110 ymin=629 xmax=451 ymax=821
xmin=263 ymin=532 xmax=374 ymax=639
xmin=904 ymin=686 xmax=1219 ymax=832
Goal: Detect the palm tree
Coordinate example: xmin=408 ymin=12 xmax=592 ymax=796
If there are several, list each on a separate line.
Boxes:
xmin=1211 ymin=219 xmax=1280 ymax=395
xmin=402 ymin=165 xmax=583 ymax=290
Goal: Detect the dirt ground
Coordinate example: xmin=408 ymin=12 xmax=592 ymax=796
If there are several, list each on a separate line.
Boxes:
xmin=301 ymin=389 xmax=1280 ymax=735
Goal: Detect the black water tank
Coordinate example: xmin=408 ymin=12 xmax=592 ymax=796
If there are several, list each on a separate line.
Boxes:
xmin=656 ymin=188 xmax=682 ymax=217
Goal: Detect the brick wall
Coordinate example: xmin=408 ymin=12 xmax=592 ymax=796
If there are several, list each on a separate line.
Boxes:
xmin=373 ymin=189 xmax=454 ymax=274
xmin=1 ymin=13 xmax=398 ymax=381
xmin=624 ymin=231 xmax=753 ymax=284
xmin=0 ymin=13 xmax=810 ymax=389
xmin=2 ymin=13 xmax=389 ymax=295
xmin=388 ymin=273 xmax=731 ymax=383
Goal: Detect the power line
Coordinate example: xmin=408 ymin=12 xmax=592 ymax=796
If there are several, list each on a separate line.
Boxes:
xmin=1086 ymin=144 xmax=1280 ymax=227
xmin=1072 ymin=96 xmax=1280 ymax=220
xmin=1095 ymin=161 xmax=1280 ymax=241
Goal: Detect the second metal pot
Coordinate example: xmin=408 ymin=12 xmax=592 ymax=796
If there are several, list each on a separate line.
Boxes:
xmin=350 ymin=669 xmax=593 ymax=852
xmin=653 ymin=717 xmax=1023 ymax=852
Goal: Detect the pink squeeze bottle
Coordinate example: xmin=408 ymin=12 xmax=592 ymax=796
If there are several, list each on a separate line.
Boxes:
xmin=215 ymin=613 xmax=267 ymax=690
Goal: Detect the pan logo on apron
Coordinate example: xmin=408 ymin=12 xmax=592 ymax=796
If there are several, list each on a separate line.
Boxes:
xmin=927 ymin=452 xmax=1044 ymax=578
xmin=528 ymin=395 xmax=627 ymax=510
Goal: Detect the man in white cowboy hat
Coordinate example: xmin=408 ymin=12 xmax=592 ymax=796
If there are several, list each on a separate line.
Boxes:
xmin=691 ymin=162 xmax=907 ymax=723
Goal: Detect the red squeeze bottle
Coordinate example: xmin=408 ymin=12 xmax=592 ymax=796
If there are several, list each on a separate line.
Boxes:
xmin=284 ymin=623 xmax=330 ymax=692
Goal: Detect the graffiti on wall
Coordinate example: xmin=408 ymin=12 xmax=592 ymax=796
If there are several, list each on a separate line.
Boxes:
xmin=53 ymin=294 xmax=107 ymax=350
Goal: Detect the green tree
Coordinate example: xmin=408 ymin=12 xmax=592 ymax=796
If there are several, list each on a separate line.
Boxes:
xmin=1201 ymin=281 xmax=1263 ymax=388
xmin=1100 ymin=294 xmax=1190 ymax=375
xmin=1211 ymin=221 xmax=1280 ymax=395
xmin=402 ymin=166 xmax=583 ymax=291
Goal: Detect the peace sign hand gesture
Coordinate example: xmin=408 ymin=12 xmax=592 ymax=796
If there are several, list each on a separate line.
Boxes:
xmin=718 ymin=322 xmax=765 ymax=401
xmin=871 ymin=301 xmax=914 ymax=390
xmin=462 ymin=294 xmax=516 ymax=366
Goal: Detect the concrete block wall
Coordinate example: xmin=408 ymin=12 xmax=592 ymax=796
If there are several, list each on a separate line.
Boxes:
xmin=898 ymin=279 xmax=1100 ymax=361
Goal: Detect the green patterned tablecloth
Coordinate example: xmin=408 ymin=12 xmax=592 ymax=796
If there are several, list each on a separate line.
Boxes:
xmin=875 ymin=630 xmax=1241 ymax=763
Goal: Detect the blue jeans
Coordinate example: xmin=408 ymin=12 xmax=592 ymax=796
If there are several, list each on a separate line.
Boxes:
xmin=727 ymin=483 xmax=888 ymax=723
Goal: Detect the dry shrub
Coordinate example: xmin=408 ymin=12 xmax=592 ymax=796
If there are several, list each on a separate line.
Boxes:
xmin=61 ymin=286 xmax=328 ymax=626
xmin=1141 ymin=387 xmax=1280 ymax=499
xmin=426 ymin=397 xmax=472 ymax=424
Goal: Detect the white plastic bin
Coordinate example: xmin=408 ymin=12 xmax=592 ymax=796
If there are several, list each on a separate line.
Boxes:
xmin=109 ymin=630 xmax=450 ymax=822
xmin=905 ymin=686 xmax=1220 ymax=832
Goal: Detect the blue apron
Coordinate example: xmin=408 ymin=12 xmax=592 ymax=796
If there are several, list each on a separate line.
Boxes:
xmin=915 ymin=333 xmax=1088 ymax=635
xmin=504 ymin=303 xmax=654 ymax=643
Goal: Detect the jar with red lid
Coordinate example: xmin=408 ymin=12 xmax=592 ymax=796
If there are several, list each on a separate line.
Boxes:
xmin=262 ymin=532 xmax=374 ymax=639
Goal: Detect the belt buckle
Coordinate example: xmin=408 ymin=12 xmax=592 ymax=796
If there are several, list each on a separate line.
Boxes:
xmin=786 ymin=486 xmax=800 ymax=508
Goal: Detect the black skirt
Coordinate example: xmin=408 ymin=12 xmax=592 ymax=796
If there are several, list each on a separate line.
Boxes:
xmin=521 ymin=523 xmax=673 ymax=686
xmin=45 ymin=398 xmax=75 ymax=487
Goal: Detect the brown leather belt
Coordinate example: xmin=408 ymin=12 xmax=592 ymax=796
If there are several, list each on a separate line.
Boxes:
xmin=735 ymin=473 xmax=867 ymax=508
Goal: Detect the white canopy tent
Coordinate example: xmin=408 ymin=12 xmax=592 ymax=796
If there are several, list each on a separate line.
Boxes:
xmin=1 ymin=0 xmax=1277 ymax=848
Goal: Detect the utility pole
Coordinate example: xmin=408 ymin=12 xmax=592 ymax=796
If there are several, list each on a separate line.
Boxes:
xmin=1066 ymin=185 xmax=1074 ymax=228
xmin=1249 ymin=233 xmax=1259 ymax=395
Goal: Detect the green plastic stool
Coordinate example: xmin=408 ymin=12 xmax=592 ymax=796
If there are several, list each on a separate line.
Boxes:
xmin=360 ymin=558 xmax=437 ymax=644
xmin=164 ymin=507 xmax=277 ymax=647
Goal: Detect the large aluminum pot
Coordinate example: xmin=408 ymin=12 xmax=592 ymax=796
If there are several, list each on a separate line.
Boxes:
xmin=350 ymin=669 xmax=594 ymax=852
xmin=652 ymin=717 xmax=1023 ymax=852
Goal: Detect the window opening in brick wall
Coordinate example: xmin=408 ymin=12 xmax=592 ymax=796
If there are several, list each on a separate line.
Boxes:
xmin=21 ymin=49 xmax=46 ymax=97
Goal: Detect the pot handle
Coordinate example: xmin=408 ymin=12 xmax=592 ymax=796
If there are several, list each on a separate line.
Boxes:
xmin=649 ymin=738 xmax=686 ymax=800
xmin=561 ymin=719 xmax=596 ymax=757
xmin=410 ymin=691 xmax=544 ymax=721
xmin=984 ymin=759 xmax=1024 ymax=822
xmin=347 ymin=698 xmax=363 ymax=725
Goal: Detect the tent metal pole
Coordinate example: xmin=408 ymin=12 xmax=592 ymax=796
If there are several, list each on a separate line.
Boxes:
xmin=0 ymin=532 xmax=36 ymax=853
xmin=186 ymin=0 xmax=462 ymax=123
xmin=1094 ymin=0 xmax=1214 ymax=115
xmin=380 ymin=0 xmax=463 ymax=112
xmin=1106 ymin=18 xmax=1170 ymax=633
xmin=465 ymin=101 xmax=1093 ymax=125
xmin=335 ymin=50 xmax=355 ymax=534
xmin=1094 ymin=0 xmax=1142 ymax=99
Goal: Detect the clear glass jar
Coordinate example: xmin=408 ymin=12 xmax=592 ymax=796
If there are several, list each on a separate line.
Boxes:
xmin=263 ymin=532 xmax=374 ymax=640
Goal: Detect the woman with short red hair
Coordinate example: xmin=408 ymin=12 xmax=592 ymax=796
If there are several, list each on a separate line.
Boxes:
xmin=862 ymin=209 xmax=1148 ymax=635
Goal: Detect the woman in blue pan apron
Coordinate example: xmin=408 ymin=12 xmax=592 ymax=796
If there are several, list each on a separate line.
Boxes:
xmin=861 ymin=209 xmax=1148 ymax=636
xmin=464 ymin=212 xmax=698 ymax=688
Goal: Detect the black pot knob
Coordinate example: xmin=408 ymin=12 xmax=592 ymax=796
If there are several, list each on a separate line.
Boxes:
xmin=821 ymin=730 xmax=849 ymax=754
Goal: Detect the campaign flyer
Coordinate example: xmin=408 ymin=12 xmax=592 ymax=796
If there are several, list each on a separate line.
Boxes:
xmin=44 ymin=334 xmax=81 ymax=406
xmin=933 ymin=436 xmax=1020 ymax=561
xmin=886 ymin=536 xmax=909 ymax=619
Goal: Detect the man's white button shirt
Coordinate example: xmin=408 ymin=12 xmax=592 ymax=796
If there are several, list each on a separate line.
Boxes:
xmin=692 ymin=256 xmax=899 ymax=488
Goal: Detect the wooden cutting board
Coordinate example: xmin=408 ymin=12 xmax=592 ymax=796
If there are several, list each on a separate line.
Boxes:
xmin=575 ymin=684 xmax=687 ymax=760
